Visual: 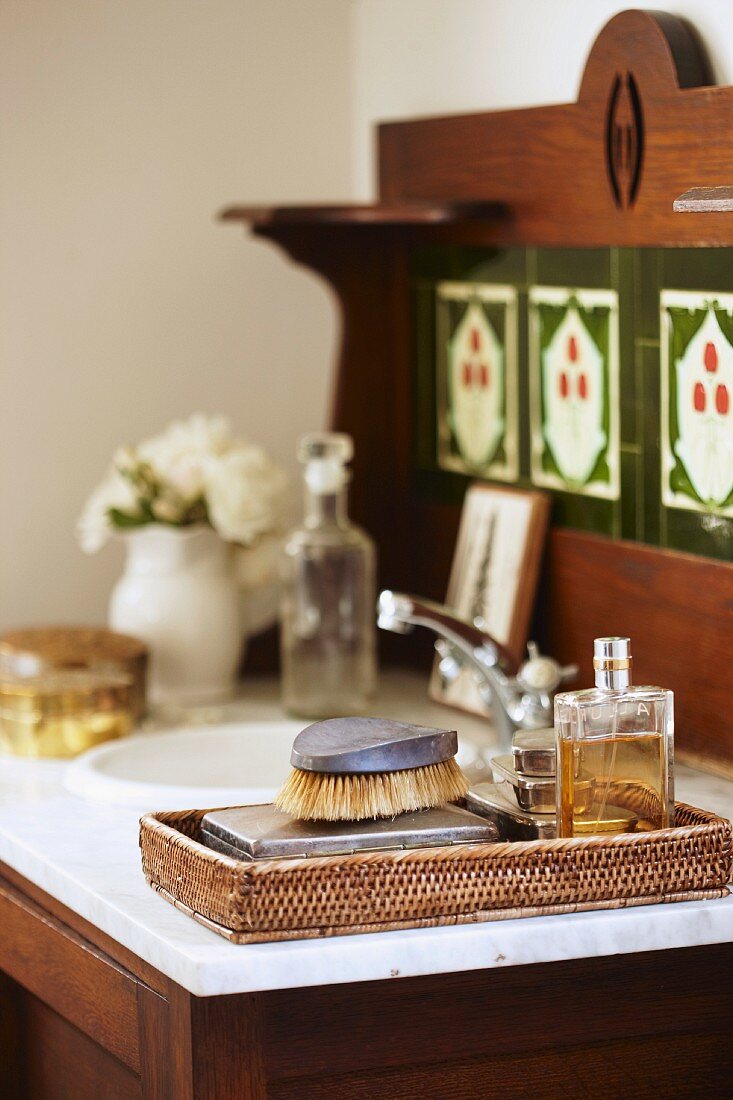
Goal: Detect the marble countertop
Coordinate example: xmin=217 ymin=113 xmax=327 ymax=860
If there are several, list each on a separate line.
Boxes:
xmin=0 ymin=671 xmax=731 ymax=998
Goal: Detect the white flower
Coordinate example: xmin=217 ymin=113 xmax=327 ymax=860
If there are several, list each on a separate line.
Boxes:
xmin=151 ymin=495 xmax=185 ymax=524
xmin=77 ymin=469 xmax=140 ymax=553
xmin=139 ymin=414 xmax=231 ymax=501
xmin=77 ymin=413 xmax=288 ymax=552
xmin=204 ymin=448 xmax=288 ymax=545
xmin=113 ymin=445 xmax=137 ymax=475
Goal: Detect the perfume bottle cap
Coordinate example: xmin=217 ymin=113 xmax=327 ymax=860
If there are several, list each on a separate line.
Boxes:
xmin=298 ymin=432 xmax=353 ymax=494
xmin=593 ymin=636 xmax=632 ymax=690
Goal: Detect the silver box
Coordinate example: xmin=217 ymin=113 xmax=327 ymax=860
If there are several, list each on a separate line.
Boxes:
xmin=465 ymin=782 xmax=558 ymax=840
xmin=491 ymin=755 xmax=596 ymax=814
xmin=511 ymin=728 xmax=556 ymax=777
xmin=200 ymin=803 xmax=498 ymax=861
xmin=466 ymin=783 xmax=639 ymax=840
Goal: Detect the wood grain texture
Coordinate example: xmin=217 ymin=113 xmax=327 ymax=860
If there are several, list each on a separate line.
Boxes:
xmin=0 ymin=874 xmax=141 ymax=1072
xmin=0 ymin=861 xmax=168 ymax=994
xmin=137 ymin=985 xmax=172 ymax=1100
xmin=221 ymin=201 xmax=504 ymax=227
xmin=266 ymin=1034 xmax=728 ymax=1100
xmin=254 ymin=944 xmax=733 ymax=1084
xmin=540 ymin=529 xmax=733 ymax=770
xmin=20 ymin=994 xmax=141 ymax=1100
xmin=189 ymin=994 xmax=266 ymax=1100
xmin=0 ymin=973 xmax=23 ymax=1098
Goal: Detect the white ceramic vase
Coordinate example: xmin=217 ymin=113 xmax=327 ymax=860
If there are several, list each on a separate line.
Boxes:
xmin=109 ymin=525 xmax=242 ymax=705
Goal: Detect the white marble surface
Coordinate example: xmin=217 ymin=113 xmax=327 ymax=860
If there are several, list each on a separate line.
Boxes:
xmin=0 ymin=672 xmax=731 ymax=998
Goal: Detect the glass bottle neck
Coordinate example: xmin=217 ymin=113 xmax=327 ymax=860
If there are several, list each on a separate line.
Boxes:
xmin=304 ymin=486 xmax=349 ymax=528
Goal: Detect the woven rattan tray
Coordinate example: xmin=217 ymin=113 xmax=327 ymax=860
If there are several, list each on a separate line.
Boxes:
xmin=139 ymin=803 xmax=732 ymax=943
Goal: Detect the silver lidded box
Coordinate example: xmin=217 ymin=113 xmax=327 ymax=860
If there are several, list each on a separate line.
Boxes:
xmin=511 ymin=727 xmax=557 ymax=776
xmin=465 ymin=782 xmax=558 ymax=840
xmin=200 ymin=803 xmax=498 ymax=861
xmin=491 ymin=755 xmax=596 ymax=814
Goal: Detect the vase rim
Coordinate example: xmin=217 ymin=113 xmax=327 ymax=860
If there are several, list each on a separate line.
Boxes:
xmin=114 ymin=522 xmax=219 ymax=543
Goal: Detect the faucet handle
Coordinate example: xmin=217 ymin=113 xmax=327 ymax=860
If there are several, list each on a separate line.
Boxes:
xmin=516 ymin=642 xmax=578 ymax=696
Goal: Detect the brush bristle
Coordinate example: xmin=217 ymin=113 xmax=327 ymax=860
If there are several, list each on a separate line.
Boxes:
xmin=274 ymin=758 xmax=468 ymax=821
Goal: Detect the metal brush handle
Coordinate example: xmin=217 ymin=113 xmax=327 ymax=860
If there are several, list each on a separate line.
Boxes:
xmin=290 ymin=716 xmax=458 ymax=774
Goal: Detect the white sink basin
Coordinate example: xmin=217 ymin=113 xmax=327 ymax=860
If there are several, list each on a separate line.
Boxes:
xmin=64 ymin=721 xmax=303 ymax=810
xmin=63 ymin=715 xmax=485 ymax=811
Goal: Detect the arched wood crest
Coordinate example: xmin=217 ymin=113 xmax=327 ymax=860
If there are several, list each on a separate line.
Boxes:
xmin=378 ymin=9 xmax=726 ymax=245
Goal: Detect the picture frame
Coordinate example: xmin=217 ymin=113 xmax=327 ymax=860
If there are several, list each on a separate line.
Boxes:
xmin=429 ymin=483 xmax=550 ymax=718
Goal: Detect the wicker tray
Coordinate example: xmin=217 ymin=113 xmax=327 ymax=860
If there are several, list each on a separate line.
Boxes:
xmin=139 ymin=803 xmax=732 ymax=944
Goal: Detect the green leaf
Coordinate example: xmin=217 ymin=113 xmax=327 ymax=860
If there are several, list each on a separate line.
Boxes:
xmin=107 ymin=508 xmax=148 ymax=529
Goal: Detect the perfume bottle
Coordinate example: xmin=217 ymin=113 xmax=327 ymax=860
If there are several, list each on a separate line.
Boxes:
xmin=555 ymin=637 xmax=673 ymax=836
xmin=280 ymin=432 xmax=377 ymax=718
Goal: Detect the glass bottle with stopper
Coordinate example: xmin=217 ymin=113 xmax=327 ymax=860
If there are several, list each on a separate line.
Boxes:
xmin=555 ymin=637 xmax=674 ymax=837
xmin=280 ymin=432 xmax=377 ymax=718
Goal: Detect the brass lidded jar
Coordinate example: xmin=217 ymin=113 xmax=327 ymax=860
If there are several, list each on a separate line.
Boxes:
xmin=0 ymin=626 xmax=147 ymax=720
xmin=0 ymin=670 xmax=135 ymax=758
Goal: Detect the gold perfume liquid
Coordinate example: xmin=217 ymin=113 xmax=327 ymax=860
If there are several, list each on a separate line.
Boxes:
xmin=559 ymin=731 xmax=670 ymax=836
xmin=555 ymin=637 xmax=674 ymax=838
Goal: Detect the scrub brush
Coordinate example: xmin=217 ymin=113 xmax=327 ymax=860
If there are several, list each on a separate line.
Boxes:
xmin=274 ymin=717 xmax=468 ymax=821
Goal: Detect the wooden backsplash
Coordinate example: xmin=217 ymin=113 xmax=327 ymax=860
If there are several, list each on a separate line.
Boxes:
xmin=226 ymin=10 xmax=733 ymax=772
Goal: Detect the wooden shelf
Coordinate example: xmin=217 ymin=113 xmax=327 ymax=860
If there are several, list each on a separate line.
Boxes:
xmin=219 ymin=201 xmax=506 ymax=229
xmin=673 ymin=186 xmax=733 ymax=212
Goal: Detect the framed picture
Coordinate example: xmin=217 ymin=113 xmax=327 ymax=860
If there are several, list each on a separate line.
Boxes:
xmin=429 ymin=483 xmax=550 ymax=717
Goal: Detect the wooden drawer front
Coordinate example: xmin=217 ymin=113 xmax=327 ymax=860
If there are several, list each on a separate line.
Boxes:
xmin=0 ymin=875 xmax=141 ymax=1072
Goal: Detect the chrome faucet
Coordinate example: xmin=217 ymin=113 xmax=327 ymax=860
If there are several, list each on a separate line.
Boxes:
xmin=377 ymin=590 xmax=577 ymax=751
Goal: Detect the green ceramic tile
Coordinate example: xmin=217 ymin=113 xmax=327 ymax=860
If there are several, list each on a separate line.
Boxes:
xmin=640 ymin=342 xmax=661 ymax=548
xmin=411 ymin=247 xmax=526 ymax=285
xmin=636 ymin=248 xmax=661 ymax=342
xmin=548 ymin=491 xmax=616 ymax=537
xmin=534 ymin=248 xmax=612 ymax=288
xmin=660 ymin=247 xmax=733 ymax=293
xmin=658 ymin=286 xmax=733 ymax=560
xmin=665 ymin=509 xmax=733 ymax=560
xmin=413 ymin=466 xmax=470 ymax=508
xmin=516 ymin=290 xmax=531 ymax=481
xmin=527 ymin=285 xmax=620 ymax=501
xmin=413 ymin=282 xmax=437 ymax=471
xmin=615 ymin=248 xmax=638 ymax=446
xmin=410 ymin=243 xmax=733 ymax=563
xmin=619 ymin=446 xmax=640 ymax=542
xmin=433 ymin=281 xmax=519 ymax=482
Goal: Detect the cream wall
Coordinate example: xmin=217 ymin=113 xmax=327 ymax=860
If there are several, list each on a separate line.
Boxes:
xmin=3 ymin=0 xmax=733 ymax=629
xmin=0 ymin=0 xmax=352 ymax=626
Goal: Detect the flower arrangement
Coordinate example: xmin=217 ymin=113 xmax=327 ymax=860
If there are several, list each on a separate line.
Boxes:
xmin=78 ymin=414 xmax=288 ymax=553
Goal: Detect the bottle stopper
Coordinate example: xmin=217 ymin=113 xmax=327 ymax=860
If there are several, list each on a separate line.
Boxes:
xmin=593 ymin=637 xmax=632 ymax=690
